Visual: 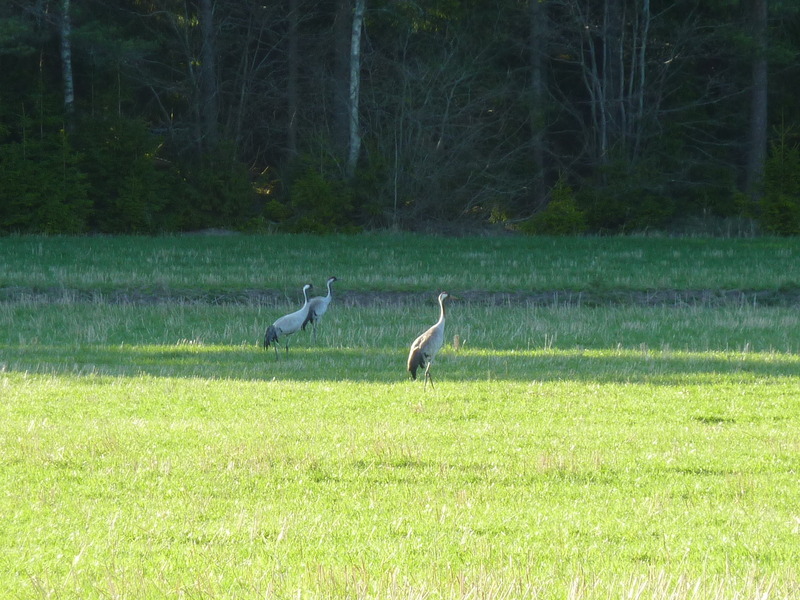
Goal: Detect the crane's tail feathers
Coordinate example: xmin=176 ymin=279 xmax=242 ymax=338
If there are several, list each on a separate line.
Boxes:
xmin=264 ymin=325 xmax=278 ymax=349
xmin=407 ymin=352 xmax=425 ymax=380
xmin=301 ymin=310 xmax=315 ymax=331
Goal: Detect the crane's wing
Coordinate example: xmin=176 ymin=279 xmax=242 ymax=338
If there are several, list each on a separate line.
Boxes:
xmin=407 ymin=327 xmax=435 ymax=378
xmin=301 ymin=297 xmax=321 ymax=331
xmin=264 ymin=324 xmax=279 ymax=349
xmin=273 ymin=303 xmax=311 ymax=335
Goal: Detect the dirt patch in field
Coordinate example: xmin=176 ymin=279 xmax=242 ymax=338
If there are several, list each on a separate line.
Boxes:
xmin=2 ymin=286 xmax=799 ymax=307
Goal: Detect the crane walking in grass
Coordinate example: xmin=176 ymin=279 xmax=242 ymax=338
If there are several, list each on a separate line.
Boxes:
xmin=302 ymin=276 xmax=338 ymax=344
xmin=264 ymin=283 xmax=313 ymax=358
xmin=407 ymin=291 xmax=455 ymax=389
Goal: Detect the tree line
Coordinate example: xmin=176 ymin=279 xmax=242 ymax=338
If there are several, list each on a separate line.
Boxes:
xmin=0 ymin=0 xmax=799 ymax=235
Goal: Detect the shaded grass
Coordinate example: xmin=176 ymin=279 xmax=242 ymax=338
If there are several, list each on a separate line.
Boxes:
xmin=2 ymin=233 xmax=800 ymax=294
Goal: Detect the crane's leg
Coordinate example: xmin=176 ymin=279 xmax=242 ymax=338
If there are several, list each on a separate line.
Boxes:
xmin=273 ymin=345 xmax=279 ymax=360
xmin=312 ymin=323 xmax=318 ymax=345
xmin=424 ymin=363 xmax=434 ymax=390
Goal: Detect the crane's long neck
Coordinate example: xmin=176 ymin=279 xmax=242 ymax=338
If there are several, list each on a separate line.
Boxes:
xmin=326 ymin=280 xmax=334 ymax=299
xmin=437 ymin=296 xmax=446 ymax=325
xmin=302 ymin=287 xmax=310 ymax=307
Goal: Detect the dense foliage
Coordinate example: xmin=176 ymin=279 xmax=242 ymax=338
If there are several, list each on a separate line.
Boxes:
xmin=0 ymin=0 xmax=798 ymax=234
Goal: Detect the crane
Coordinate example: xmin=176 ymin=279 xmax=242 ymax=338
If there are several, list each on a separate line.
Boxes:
xmin=264 ymin=283 xmax=312 ymax=358
xmin=302 ymin=276 xmax=338 ymax=343
xmin=407 ymin=291 xmax=454 ymax=389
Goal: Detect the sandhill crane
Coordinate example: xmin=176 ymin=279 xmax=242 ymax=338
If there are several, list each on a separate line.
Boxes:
xmin=302 ymin=276 xmax=338 ymax=343
xmin=264 ymin=283 xmax=312 ymax=358
xmin=407 ymin=291 xmax=454 ymax=389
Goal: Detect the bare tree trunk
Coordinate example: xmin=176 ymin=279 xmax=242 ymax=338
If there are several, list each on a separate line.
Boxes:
xmin=529 ymin=0 xmax=548 ymax=207
xmin=230 ymin=13 xmax=254 ymax=160
xmin=603 ymin=0 xmax=623 ymax=158
xmin=746 ymin=0 xmax=768 ymax=202
xmin=632 ymin=0 xmax=650 ymax=158
xmin=346 ymin=0 xmax=365 ymax=178
xmin=198 ymin=0 xmax=219 ymax=152
xmin=574 ymin=0 xmax=615 ymax=165
xmin=287 ymin=0 xmax=299 ymax=158
xmin=333 ymin=0 xmax=352 ymax=160
xmin=60 ymin=0 xmax=75 ymax=132
xmin=565 ymin=0 xmax=661 ymax=168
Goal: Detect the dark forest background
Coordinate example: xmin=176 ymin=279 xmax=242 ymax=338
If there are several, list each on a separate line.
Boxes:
xmin=1 ymin=0 xmax=798 ymax=235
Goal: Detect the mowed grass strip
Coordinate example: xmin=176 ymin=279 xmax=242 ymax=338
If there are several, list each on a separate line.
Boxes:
xmin=2 ymin=299 xmax=800 ymax=598
xmin=2 ymin=233 xmax=800 ymax=293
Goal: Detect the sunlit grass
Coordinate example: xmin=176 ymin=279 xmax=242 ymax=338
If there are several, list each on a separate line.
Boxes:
xmin=2 ymin=366 xmax=800 ymax=598
xmin=2 ymin=298 xmax=800 ymax=598
xmin=4 ymin=298 xmax=800 ymax=357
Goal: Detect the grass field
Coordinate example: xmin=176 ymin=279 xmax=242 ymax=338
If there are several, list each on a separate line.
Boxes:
xmin=2 ymin=234 xmax=800 ymax=599
xmin=2 ymin=233 xmax=800 ymax=294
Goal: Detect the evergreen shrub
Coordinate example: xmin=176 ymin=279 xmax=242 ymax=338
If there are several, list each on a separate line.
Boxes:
xmin=288 ymin=168 xmax=356 ymax=233
xmin=520 ymin=177 xmax=587 ymax=235
xmin=179 ymin=156 xmax=255 ymax=230
xmin=760 ymin=137 xmax=800 ymax=236
xmin=75 ymin=117 xmax=172 ymax=233
xmin=0 ymin=131 xmax=90 ymax=233
xmin=578 ymin=160 xmax=675 ymax=233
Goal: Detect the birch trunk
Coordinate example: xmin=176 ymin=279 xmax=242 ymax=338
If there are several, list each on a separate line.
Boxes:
xmin=346 ymin=0 xmax=366 ymax=178
xmin=60 ymin=0 xmax=75 ymax=131
xmin=746 ymin=0 xmax=768 ymax=202
xmin=632 ymin=0 xmax=650 ymax=158
xmin=333 ymin=0 xmax=351 ymax=158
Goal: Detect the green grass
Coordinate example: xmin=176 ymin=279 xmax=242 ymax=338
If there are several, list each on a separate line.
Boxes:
xmin=2 ymin=233 xmax=800 ymax=598
xmin=2 ymin=297 xmax=800 ymax=598
xmin=3 ymin=370 xmax=798 ymax=598
xmin=1 ymin=233 xmax=800 ymax=293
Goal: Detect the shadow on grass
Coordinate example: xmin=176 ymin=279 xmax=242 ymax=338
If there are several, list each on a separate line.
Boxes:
xmin=2 ymin=343 xmax=798 ymax=384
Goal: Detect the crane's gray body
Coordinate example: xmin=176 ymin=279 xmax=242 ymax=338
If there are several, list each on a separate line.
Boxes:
xmin=264 ymin=284 xmax=312 ymax=357
xmin=302 ymin=276 xmax=337 ymax=342
xmin=407 ymin=292 xmax=449 ymax=388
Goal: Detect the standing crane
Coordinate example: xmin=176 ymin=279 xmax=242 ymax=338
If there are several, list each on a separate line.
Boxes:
xmin=302 ymin=276 xmax=338 ymax=343
xmin=407 ymin=291 xmax=454 ymax=389
xmin=264 ymin=283 xmax=312 ymax=358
